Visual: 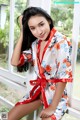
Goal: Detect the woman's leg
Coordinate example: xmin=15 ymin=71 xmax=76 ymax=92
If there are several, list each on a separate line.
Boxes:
xmin=8 ymin=99 xmax=42 ymax=120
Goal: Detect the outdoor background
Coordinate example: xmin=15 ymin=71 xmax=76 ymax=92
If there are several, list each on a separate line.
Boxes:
xmin=0 ymin=0 xmax=80 ymax=119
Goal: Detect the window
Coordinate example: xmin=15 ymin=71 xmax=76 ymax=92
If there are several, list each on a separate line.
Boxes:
xmin=52 ymin=0 xmax=80 ymax=114
xmin=0 ymin=0 xmax=80 ymax=119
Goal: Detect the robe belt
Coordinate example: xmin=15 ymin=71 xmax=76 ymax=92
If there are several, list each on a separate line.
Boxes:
xmin=15 ymin=78 xmax=72 ymax=120
xmin=29 ymin=78 xmax=72 ymax=107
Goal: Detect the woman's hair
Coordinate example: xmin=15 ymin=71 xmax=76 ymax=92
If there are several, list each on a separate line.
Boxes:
xmin=17 ymin=7 xmax=54 ymax=72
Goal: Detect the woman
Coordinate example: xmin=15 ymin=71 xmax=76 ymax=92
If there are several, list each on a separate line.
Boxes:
xmin=8 ymin=7 xmax=73 ymax=120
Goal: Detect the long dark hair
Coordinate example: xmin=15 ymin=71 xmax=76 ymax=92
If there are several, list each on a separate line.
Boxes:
xmin=17 ymin=7 xmax=54 ymax=72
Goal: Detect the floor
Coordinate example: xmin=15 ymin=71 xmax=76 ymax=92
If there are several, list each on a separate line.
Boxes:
xmin=36 ymin=113 xmax=80 ymax=120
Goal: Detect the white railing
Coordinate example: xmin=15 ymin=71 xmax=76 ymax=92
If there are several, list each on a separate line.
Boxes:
xmin=0 ymin=0 xmax=80 ymax=120
xmin=0 ymin=69 xmax=80 ymax=120
xmin=0 ymin=68 xmax=37 ymax=120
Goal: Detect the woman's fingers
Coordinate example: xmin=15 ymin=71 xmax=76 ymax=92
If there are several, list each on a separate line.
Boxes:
xmin=40 ymin=111 xmax=51 ymax=118
xmin=18 ymin=15 xmax=23 ymax=30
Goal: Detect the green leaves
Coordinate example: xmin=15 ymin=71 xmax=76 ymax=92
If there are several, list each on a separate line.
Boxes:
xmin=51 ymin=1 xmax=73 ymax=37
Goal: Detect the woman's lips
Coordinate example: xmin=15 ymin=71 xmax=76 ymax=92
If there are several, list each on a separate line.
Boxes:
xmin=39 ymin=33 xmax=45 ymax=38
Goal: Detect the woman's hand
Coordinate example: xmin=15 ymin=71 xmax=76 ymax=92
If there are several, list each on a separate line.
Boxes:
xmin=18 ymin=15 xmax=23 ymax=31
xmin=11 ymin=15 xmax=23 ymax=66
xmin=39 ymin=105 xmax=54 ymax=118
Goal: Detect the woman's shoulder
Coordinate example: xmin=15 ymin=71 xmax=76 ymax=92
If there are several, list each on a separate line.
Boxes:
xmin=55 ymin=31 xmax=65 ymax=41
xmin=53 ymin=30 xmax=70 ymax=45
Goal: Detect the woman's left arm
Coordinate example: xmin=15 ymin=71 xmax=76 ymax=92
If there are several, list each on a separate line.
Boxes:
xmin=40 ymin=37 xmax=72 ymax=118
xmin=50 ymin=82 xmax=67 ymax=111
xmin=40 ymin=82 xmax=67 ymax=118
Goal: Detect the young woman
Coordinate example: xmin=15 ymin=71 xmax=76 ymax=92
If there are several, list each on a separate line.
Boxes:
xmin=8 ymin=7 xmax=73 ymax=120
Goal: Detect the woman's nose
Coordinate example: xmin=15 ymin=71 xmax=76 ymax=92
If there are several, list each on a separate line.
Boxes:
xmin=36 ymin=28 xmax=42 ymax=35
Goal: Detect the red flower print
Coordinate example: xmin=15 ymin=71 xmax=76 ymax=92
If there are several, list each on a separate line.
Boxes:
xmin=66 ymin=71 xmax=72 ymax=78
xmin=67 ymin=41 xmax=72 ymax=46
xmin=63 ymin=59 xmax=71 ymax=67
xmin=45 ymin=65 xmax=52 ymax=72
xmin=63 ymin=58 xmax=67 ymax=63
xmin=66 ymin=62 xmax=71 ymax=67
xmin=50 ymin=85 xmax=56 ymax=91
xmin=68 ymin=71 xmax=72 ymax=77
xmin=54 ymin=43 xmax=60 ymax=50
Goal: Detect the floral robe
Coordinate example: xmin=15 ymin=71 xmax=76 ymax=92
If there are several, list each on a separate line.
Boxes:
xmin=16 ymin=28 xmax=73 ymax=120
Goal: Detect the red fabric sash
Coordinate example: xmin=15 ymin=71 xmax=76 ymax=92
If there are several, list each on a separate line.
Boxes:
xmin=15 ymin=77 xmax=72 ymax=120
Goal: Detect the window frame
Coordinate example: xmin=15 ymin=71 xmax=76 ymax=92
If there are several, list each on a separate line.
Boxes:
xmin=0 ymin=0 xmax=80 ymax=119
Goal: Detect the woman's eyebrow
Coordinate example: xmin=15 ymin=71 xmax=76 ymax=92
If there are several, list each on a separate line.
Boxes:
xmin=29 ymin=21 xmax=44 ymax=28
xmin=38 ymin=21 xmax=44 ymax=24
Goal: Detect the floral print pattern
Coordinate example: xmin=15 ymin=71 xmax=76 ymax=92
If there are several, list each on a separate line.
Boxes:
xmin=18 ymin=28 xmax=72 ymax=120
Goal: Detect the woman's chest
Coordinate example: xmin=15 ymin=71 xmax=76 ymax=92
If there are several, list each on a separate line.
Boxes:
xmin=32 ymin=43 xmax=57 ymax=66
xmin=39 ymin=41 xmax=48 ymax=63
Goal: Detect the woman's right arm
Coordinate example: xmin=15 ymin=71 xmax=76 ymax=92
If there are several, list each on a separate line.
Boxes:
xmin=11 ymin=16 xmax=23 ymax=66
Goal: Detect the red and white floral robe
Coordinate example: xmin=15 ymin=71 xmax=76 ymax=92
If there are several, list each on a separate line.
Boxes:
xmin=15 ymin=28 xmax=73 ymax=120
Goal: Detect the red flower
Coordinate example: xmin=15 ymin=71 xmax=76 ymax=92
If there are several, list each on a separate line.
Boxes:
xmin=45 ymin=65 xmax=52 ymax=72
xmin=67 ymin=41 xmax=72 ymax=46
xmin=54 ymin=43 xmax=60 ymax=50
xmin=50 ymin=85 xmax=56 ymax=90
xmin=66 ymin=71 xmax=72 ymax=78
xmin=63 ymin=58 xmax=67 ymax=63
xmin=63 ymin=59 xmax=71 ymax=67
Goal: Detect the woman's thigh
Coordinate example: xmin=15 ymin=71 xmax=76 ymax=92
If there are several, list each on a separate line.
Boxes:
xmin=8 ymin=99 xmax=42 ymax=120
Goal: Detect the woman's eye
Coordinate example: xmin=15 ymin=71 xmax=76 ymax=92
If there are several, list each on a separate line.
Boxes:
xmin=40 ymin=23 xmax=44 ymax=26
xmin=30 ymin=28 xmax=35 ymax=30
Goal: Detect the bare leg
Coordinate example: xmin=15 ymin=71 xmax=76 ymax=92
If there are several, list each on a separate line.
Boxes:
xmin=8 ymin=99 xmax=42 ymax=120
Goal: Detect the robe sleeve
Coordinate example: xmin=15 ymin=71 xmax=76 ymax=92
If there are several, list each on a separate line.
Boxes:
xmin=56 ymin=38 xmax=73 ymax=82
xmin=18 ymin=49 xmax=32 ymax=66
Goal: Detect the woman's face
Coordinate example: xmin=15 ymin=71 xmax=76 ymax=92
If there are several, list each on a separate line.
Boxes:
xmin=28 ymin=15 xmax=50 ymax=41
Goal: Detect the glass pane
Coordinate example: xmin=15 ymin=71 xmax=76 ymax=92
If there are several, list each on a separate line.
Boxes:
xmin=0 ymin=0 xmax=9 ymax=69
xmin=72 ymin=39 xmax=80 ymax=99
xmin=0 ymin=82 xmax=35 ymax=120
xmin=0 ymin=82 xmax=26 ymax=104
xmin=0 ymin=0 xmax=27 ymax=71
xmin=52 ymin=0 xmax=80 ymax=108
xmin=0 ymin=80 xmax=80 ymax=119
xmin=13 ymin=0 xmax=27 ymax=76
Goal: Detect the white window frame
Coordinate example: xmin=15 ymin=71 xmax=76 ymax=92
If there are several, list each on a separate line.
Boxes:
xmin=0 ymin=0 xmax=80 ymax=119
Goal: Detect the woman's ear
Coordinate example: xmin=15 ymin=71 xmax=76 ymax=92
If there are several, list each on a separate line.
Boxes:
xmin=48 ymin=20 xmax=51 ymax=25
